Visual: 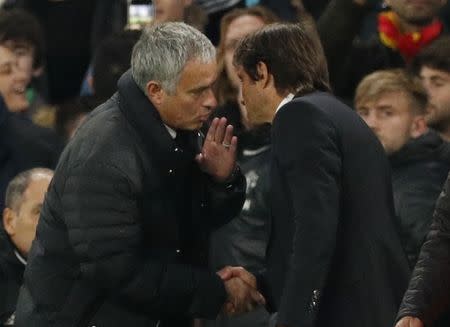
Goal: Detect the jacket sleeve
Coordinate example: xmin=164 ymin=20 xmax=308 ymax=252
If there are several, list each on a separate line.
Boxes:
xmin=397 ymin=174 xmax=450 ymax=326
xmin=273 ymin=102 xmax=342 ymax=327
xmin=61 ymin=162 xmax=226 ymax=319
xmin=200 ymin=165 xmax=246 ymax=230
xmin=394 ymin=173 xmax=444 ymax=268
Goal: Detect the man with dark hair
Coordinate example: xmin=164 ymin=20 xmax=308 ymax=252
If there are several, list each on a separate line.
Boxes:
xmin=0 ymin=8 xmax=46 ymax=113
xmin=91 ymin=30 xmax=141 ymax=102
xmin=410 ymin=36 xmax=450 ymax=141
xmin=222 ymin=22 xmax=410 ymax=327
xmin=355 ymin=69 xmax=450 ymax=268
xmin=0 ymin=168 xmax=53 ymax=326
xmin=15 ymin=22 xmax=261 ymax=327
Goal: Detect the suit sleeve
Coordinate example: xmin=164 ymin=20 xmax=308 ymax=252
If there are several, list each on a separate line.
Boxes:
xmin=61 ymin=162 xmax=226 ymax=319
xmin=273 ymin=102 xmax=342 ymax=327
xmin=397 ymin=174 xmax=450 ymax=326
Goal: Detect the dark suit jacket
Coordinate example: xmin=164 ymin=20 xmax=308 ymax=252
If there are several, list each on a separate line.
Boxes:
xmin=262 ymin=92 xmax=410 ymax=327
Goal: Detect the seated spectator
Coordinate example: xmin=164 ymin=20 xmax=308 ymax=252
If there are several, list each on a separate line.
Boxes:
xmin=410 ymin=36 xmax=450 ymax=141
xmin=355 ymin=69 xmax=450 ymax=268
xmin=0 ymin=95 xmax=62 ymax=214
xmin=0 ymin=168 xmax=53 ymax=326
xmin=0 ymin=9 xmax=46 ymax=114
xmin=318 ymin=0 xmax=447 ymax=101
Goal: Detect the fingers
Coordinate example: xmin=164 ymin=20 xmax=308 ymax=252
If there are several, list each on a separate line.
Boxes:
xmin=222 ymin=124 xmax=234 ymax=147
xmin=217 ymin=266 xmax=233 ymax=280
xmin=206 ymin=117 xmax=219 ymax=142
xmin=395 ymin=317 xmax=424 ymax=327
xmin=214 ymin=117 xmax=228 ymax=144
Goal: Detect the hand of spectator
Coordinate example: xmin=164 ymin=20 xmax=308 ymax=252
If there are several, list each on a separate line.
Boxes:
xmin=395 ymin=316 xmax=424 ymax=327
xmin=196 ymin=117 xmax=238 ymax=182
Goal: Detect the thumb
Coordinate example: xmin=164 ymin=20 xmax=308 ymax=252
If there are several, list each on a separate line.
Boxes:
xmin=217 ymin=266 xmax=233 ymax=280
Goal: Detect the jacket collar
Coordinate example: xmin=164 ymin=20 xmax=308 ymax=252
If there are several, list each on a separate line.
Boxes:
xmin=117 ymin=70 xmax=197 ymax=173
xmin=389 ymin=130 xmax=450 ymax=167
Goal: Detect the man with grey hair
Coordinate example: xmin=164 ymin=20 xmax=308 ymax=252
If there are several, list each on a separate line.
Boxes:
xmin=15 ymin=22 xmax=259 ymax=327
xmin=1 ymin=168 xmax=53 ymax=326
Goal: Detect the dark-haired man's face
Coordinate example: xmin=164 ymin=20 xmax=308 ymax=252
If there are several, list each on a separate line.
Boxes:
xmin=0 ymin=44 xmax=34 ymax=112
xmin=420 ymin=66 xmax=450 ymax=131
xmin=224 ymin=15 xmax=266 ymax=90
xmin=236 ymin=65 xmax=271 ymax=127
xmin=385 ymin=0 xmax=446 ymax=25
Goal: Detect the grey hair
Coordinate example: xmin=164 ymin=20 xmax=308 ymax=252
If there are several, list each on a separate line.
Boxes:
xmin=5 ymin=168 xmax=53 ymax=212
xmin=131 ymin=22 xmax=216 ymax=94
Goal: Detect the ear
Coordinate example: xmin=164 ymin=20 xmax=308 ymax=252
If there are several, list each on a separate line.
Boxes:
xmin=3 ymin=208 xmax=18 ymax=237
xmin=410 ymin=115 xmax=428 ymax=138
xmin=256 ymin=61 xmax=271 ymax=89
xmin=32 ymin=66 xmax=44 ymax=78
xmin=87 ymin=75 xmax=94 ymax=92
xmin=145 ymin=81 xmax=165 ymax=106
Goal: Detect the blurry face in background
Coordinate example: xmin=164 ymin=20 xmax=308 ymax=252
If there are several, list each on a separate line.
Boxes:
xmin=153 ymin=0 xmax=192 ymax=23
xmin=3 ymin=173 xmax=52 ymax=257
xmin=224 ymin=15 xmax=266 ymax=90
xmin=385 ymin=0 xmax=446 ymax=25
xmin=420 ymin=66 xmax=450 ymax=131
xmin=0 ymin=44 xmax=35 ymax=112
xmin=356 ymin=91 xmax=425 ymax=154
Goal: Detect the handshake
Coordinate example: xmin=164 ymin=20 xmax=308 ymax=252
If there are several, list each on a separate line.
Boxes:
xmin=216 ymin=266 xmax=266 ymax=316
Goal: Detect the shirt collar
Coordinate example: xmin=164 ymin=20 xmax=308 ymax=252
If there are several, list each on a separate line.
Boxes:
xmin=275 ymin=93 xmax=295 ymax=114
xmin=14 ymin=250 xmax=26 ymax=266
xmin=164 ymin=124 xmax=177 ymax=139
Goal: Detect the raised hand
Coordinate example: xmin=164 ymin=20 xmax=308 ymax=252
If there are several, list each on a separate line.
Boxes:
xmin=195 ymin=117 xmax=238 ymax=182
xmin=395 ymin=317 xmax=424 ymax=327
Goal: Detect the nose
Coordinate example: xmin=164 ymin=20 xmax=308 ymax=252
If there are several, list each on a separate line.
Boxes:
xmin=204 ymin=88 xmax=217 ymax=110
xmin=363 ymin=112 xmax=379 ymax=131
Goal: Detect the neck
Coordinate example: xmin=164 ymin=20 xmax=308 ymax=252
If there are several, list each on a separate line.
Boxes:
xmin=439 ymin=129 xmax=450 ymax=142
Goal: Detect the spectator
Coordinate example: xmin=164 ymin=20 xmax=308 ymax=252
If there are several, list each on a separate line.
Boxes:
xmin=355 ymin=69 xmax=450 ymax=267
xmin=91 ymin=30 xmax=141 ymax=101
xmin=0 ymin=95 xmax=62 ymax=214
xmin=0 ymin=168 xmax=53 ymax=326
xmin=0 ymin=9 xmax=46 ymax=114
xmin=318 ymin=0 xmax=447 ymax=101
xmin=411 ymin=36 xmax=450 ymax=141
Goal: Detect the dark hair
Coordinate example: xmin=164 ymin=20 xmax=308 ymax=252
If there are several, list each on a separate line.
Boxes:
xmin=0 ymin=9 xmax=45 ymax=69
xmin=92 ymin=30 xmax=141 ymax=101
xmin=233 ymin=20 xmax=330 ymax=96
xmin=410 ymin=36 xmax=450 ymax=74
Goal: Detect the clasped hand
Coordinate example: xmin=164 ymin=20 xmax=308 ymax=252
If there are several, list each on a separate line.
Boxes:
xmin=217 ymin=266 xmax=266 ymax=316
